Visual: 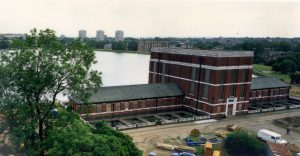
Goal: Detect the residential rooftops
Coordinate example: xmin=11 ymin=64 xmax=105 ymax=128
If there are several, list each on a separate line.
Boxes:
xmin=70 ymin=83 xmax=184 ymax=104
xmin=151 ymin=47 xmax=253 ymax=57
xmin=251 ymin=77 xmax=290 ymax=90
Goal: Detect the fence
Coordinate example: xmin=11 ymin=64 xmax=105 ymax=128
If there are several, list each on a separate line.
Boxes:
xmin=116 ymin=115 xmax=211 ymax=130
xmin=248 ymin=109 xmax=260 ymax=114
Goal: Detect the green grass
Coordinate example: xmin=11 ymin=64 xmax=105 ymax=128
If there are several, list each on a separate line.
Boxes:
xmin=253 ymin=64 xmax=290 ymax=82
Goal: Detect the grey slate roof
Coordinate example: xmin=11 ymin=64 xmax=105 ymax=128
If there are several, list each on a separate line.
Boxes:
xmin=151 ymin=47 xmax=253 ymax=57
xmin=70 ymin=83 xmax=184 ymax=104
xmin=251 ymin=77 xmax=290 ymax=90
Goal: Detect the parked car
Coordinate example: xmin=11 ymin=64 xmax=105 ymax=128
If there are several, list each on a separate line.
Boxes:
xmin=257 ymin=129 xmax=287 ymax=144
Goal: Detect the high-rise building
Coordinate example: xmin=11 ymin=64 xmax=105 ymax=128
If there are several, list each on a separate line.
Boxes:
xmin=96 ymin=30 xmax=105 ymax=41
xmin=115 ymin=30 xmax=124 ymax=41
xmin=78 ymin=30 xmax=87 ymax=40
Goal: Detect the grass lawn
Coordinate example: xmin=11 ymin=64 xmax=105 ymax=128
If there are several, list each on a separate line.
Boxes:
xmin=253 ymin=64 xmax=290 ymax=82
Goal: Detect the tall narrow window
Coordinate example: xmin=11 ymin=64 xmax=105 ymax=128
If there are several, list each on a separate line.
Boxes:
xmin=229 ymin=85 xmax=235 ymax=97
xmin=189 ymin=82 xmax=196 ymax=95
xmin=161 ymin=63 xmax=166 ymax=74
xmin=204 ymin=69 xmax=211 ymax=83
xmin=152 ymin=62 xmax=157 ymax=83
xmin=191 ymin=67 xmax=197 ymax=80
xmin=202 ymin=84 xmax=209 ymax=98
xmin=218 ymin=86 xmax=224 ymax=99
xmin=231 ymin=70 xmax=238 ymax=83
xmin=240 ymin=70 xmax=247 ymax=82
xmin=240 ymin=85 xmax=246 ymax=97
xmin=219 ymin=70 xmax=227 ymax=84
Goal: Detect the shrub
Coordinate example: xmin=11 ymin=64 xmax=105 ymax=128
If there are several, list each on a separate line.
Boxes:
xmin=224 ymin=131 xmax=265 ymax=156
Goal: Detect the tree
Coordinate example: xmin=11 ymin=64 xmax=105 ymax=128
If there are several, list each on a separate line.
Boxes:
xmin=0 ymin=29 xmax=102 ymax=155
xmin=0 ymin=39 xmax=10 ymax=49
xmin=224 ymin=131 xmax=265 ymax=156
xmin=290 ymin=72 xmax=300 ymax=84
xmin=127 ymin=41 xmax=138 ymax=51
xmin=272 ymin=63 xmax=280 ymax=72
xmin=112 ymin=41 xmax=127 ymax=50
xmin=45 ymin=109 xmax=142 ymax=156
xmin=279 ymin=59 xmax=297 ymax=74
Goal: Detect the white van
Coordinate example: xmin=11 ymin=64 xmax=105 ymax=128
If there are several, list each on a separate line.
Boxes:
xmin=257 ymin=129 xmax=287 ymax=144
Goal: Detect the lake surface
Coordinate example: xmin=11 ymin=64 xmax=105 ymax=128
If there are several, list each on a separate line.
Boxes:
xmin=58 ymin=51 xmax=150 ymax=102
xmin=92 ymin=51 xmax=150 ymax=86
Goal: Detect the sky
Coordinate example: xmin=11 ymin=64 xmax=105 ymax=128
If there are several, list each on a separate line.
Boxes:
xmin=0 ymin=0 xmax=300 ymax=38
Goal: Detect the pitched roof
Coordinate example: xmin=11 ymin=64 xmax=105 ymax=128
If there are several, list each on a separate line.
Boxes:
xmin=70 ymin=83 xmax=184 ymax=104
xmin=267 ymin=142 xmax=292 ymax=156
xmin=251 ymin=77 xmax=290 ymax=90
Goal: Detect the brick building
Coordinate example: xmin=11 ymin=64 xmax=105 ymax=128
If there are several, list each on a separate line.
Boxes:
xmin=70 ymin=47 xmax=291 ymax=119
xmin=149 ymin=48 xmax=254 ymax=117
xmin=69 ymin=83 xmax=184 ymax=119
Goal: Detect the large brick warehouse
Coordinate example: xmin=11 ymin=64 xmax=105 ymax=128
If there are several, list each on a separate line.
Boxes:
xmin=69 ymin=48 xmax=291 ymax=119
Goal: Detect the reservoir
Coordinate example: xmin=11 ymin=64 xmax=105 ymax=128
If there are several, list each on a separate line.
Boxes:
xmin=92 ymin=51 xmax=150 ymax=86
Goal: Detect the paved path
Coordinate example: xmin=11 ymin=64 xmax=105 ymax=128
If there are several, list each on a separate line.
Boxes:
xmin=124 ymin=109 xmax=300 ymax=155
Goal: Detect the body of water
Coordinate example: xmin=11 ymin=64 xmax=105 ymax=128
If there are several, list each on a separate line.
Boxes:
xmin=92 ymin=51 xmax=150 ymax=86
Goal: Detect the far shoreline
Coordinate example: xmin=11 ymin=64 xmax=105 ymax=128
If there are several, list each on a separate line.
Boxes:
xmin=94 ymin=49 xmax=150 ymax=55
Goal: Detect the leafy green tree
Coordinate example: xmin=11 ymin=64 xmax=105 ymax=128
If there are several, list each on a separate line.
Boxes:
xmin=112 ymin=41 xmax=127 ymax=50
xmin=272 ymin=63 xmax=280 ymax=72
xmin=0 ymin=39 xmax=10 ymax=49
xmin=279 ymin=59 xmax=297 ymax=74
xmin=290 ymin=72 xmax=300 ymax=84
xmin=45 ymin=110 xmax=142 ymax=156
xmin=224 ymin=131 xmax=265 ymax=156
xmin=0 ymin=29 xmax=102 ymax=155
xmin=127 ymin=41 xmax=138 ymax=51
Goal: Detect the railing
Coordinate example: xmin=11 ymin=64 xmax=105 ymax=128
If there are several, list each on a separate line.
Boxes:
xmin=195 ymin=115 xmax=210 ymax=120
xmin=138 ymin=122 xmax=156 ymax=127
xmin=274 ymin=106 xmax=286 ymax=111
xmin=261 ymin=108 xmax=274 ymax=112
xmin=115 ymin=115 xmax=211 ymax=130
xmin=178 ymin=117 xmax=195 ymax=122
xmin=289 ymin=105 xmax=300 ymax=109
xmin=248 ymin=109 xmax=260 ymax=114
xmin=162 ymin=119 xmax=178 ymax=124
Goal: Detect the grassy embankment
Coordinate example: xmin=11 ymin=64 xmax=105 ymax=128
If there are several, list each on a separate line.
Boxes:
xmin=253 ymin=64 xmax=300 ymax=98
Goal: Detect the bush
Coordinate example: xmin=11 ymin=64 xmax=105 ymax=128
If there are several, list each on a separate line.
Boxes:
xmin=224 ymin=131 xmax=265 ymax=156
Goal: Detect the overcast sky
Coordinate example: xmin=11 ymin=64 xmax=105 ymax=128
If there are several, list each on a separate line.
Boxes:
xmin=0 ymin=0 xmax=299 ymax=38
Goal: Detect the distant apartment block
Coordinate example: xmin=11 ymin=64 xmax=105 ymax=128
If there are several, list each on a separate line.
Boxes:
xmin=78 ymin=30 xmax=87 ymax=40
xmin=115 ymin=30 xmax=124 ymax=41
xmin=96 ymin=30 xmax=105 ymax=41
xmin=138 ymin=40 xmax=169 ymax=53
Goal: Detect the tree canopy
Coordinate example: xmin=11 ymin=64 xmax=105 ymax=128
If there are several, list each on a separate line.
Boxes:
xmin=224 ymin=131 xmax=265 ymax=156
xmin=0 ymin=28 xmax=103 ymax=155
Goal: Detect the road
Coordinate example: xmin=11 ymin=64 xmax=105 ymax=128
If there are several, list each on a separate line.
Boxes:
xmin=124 ymin=109 xmax=300 ymax=156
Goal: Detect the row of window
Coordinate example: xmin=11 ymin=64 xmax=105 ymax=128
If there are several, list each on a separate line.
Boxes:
xmin=152 ymin=62 xmax=249 ymax=84
xmin=189 ymin=83 xmax=247 ymax=99
xmin=80 ymin=98 xmax=179 ymax=113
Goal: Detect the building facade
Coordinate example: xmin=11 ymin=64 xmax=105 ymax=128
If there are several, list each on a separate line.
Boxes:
xmin=96 ymin=30 xmax=105 ymax=41
xmin=149 ymin=48 xmax=254 ymax=117
xmin=115 ymin=30 xmax=124 ymax=41
xmin=250 ymin=77 xmax=290 ymax=102
xmin=78 ymin=30 xmax=87 ymax=40
xmin=138 ymin=40 xmax=169 ymax=53
xmin=69 ymin=83 xmax=184 ymax=119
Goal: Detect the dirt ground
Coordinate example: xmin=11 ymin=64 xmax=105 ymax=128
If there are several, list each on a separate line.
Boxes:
xmin=124 ymin=109 xmax=300 ymax=156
